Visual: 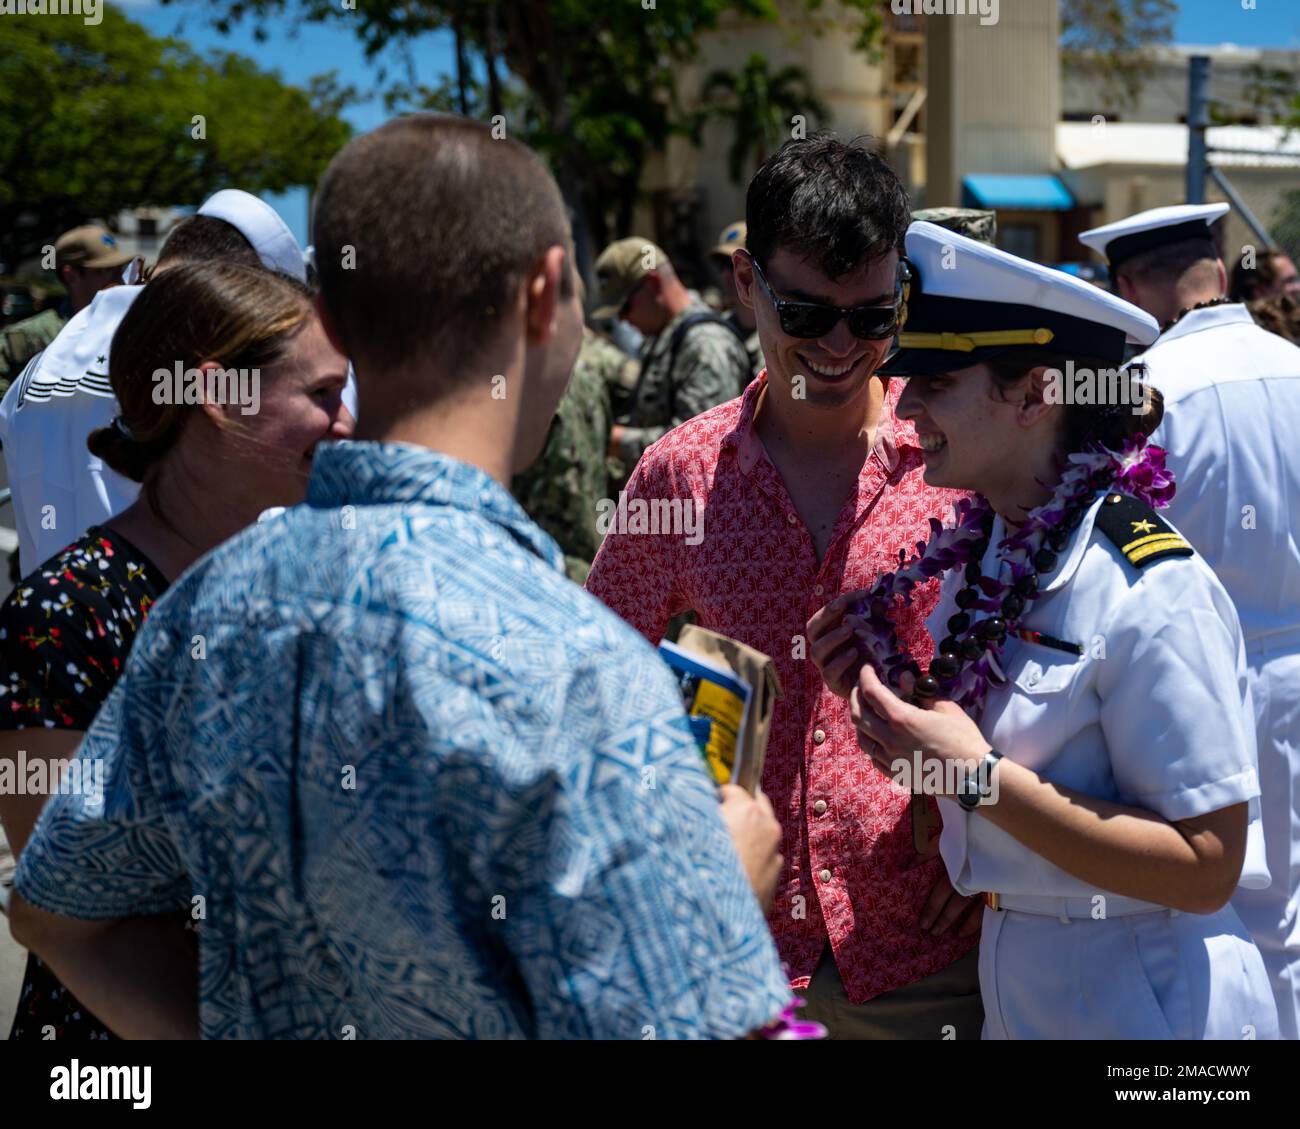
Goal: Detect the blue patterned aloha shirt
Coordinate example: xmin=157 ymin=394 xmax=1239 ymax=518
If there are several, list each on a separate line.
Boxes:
xmin=16 ymin=441 xmax=789 ymax=1039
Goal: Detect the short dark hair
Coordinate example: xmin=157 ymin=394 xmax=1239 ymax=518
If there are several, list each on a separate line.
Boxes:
xmin=312 ymin=114 xmax=574 ymax=387
xmin=156 ymin=215 xmax=260 ymax=270
xmin=746 ymin=133 xmax=910 ymax=280
xmin=1118 ymin=238 xmax=1218 ymax=289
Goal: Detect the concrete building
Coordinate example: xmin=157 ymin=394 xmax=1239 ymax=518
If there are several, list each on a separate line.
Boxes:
xmin=1064 ymin=44 xmax=1300 ymax=125
xmin=1058 ymin=121 xmax=1300 ymax=271
xmin=636 ymin=0 xmax=924 ymax=281
xmin=111 ymin=205 xmax=191 ymax=263
xmin=640 ymin=5 xmax=1300 ymax=275
xmin=923 ymin=1 xmax=1076 ymax=263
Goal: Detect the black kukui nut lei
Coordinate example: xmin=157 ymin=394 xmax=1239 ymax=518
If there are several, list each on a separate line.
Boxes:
xmin=906 ymin=484 xmax=1101 ymax=707
xmin=856 ymin=437 xmax=1174 ymax=712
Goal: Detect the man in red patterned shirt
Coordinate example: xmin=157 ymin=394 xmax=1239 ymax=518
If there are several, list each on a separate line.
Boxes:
xmin=586 ymin=137 xmax=984 ymax=1039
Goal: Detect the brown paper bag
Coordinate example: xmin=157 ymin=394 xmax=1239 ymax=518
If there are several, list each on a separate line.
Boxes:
xmin=675 ymin=624 xmax=783 ymax=794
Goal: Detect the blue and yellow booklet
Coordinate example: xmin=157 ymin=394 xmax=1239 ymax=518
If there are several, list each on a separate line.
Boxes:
xmin=658 ymin=625 xmax=782 ymax=792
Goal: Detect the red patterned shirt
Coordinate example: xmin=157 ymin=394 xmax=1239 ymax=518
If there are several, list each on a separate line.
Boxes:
xmin=586 ymin=374 xmax=976 ymax=1003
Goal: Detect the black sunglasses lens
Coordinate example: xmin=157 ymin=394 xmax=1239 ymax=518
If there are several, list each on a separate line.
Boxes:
xmin=848 ymin=305 xmax=901 ymax=339
xmin=779 ymin=304 xmax=840 ymax=338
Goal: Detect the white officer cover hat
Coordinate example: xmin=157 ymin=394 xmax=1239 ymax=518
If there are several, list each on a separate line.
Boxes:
xmin=198 ymin=189 xmax=308 ymax=282
xmin=879 ymin=221 xmax=1159 ymax=377
xmin=1078 ymin=202 xmax=1229 ymax=273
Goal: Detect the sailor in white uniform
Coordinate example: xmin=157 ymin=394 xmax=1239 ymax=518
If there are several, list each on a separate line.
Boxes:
xmin=0 ymin=191 xmax=357 ymax=574
xmin=1081 ymin=203 xmax=1300 ymax=1038
xmin=812 ymin=223 xmax=1279 ymax=1039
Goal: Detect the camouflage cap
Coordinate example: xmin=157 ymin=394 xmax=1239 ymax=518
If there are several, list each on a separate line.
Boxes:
xmin=591 ymin=237 xmax=668 ymax=320
xmin=911 ymin=208 xmax=997 ymax=246
xmin=54 ymin=225 xmax=133 ymax=270
xmin=709 ymin=221 xmax=748 ymax=264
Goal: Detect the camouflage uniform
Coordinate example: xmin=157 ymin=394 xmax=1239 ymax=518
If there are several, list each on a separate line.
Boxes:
xmin=911 ymin=207 xmax=998 ymax=246
xmin=614 ymin=300 xmax=750 ymax=473
xmin=512 ymin=329 xmax=619 ymax=585
xmin=0 ymin=307 xmax=64 ymax=398
xmin=728 ymin=312 xmax=766 ymax=378
xmin=602 ymin=336 xmax=641 ymax=421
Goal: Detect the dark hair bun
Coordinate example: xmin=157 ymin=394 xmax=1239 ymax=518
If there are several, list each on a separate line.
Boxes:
xmin=87 ymin=423 xmax=163 ymax=483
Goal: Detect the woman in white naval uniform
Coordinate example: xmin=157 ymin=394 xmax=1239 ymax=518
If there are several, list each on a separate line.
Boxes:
xmin=809 ymin=223 xmax=1278 ymax=1039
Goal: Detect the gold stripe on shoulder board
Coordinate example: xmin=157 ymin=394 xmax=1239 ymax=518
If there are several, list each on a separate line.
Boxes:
xmin=1126 ymin=536 xmax=1192 ymax=564
xmin=1121 ymin=531 xmax=1189 ymax=554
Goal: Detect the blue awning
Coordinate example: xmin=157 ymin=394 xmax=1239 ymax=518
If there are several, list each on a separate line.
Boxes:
xmin=961 ymin=174 xmax=1074 ymax=211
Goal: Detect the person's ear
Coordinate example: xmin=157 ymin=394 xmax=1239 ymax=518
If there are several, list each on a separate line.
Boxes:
xmin=1216 ymin=257 xmax=1228 ymax=297
xmin=525 ymin=244 xmax=568 ymax=345
xmin=733 ymin=253 xmax=756 ymax=313
xmin=193 ymin=361 xmax=240 ymax=429
xmin=1019 ymin=365 xmax=1058 ymax=428
xmin=1116 ymin=270 xmax=1137 ymax=304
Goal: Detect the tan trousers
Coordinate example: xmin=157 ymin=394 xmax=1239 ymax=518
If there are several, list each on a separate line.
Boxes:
xmin=798 ymin=944 xmax=984 ymax=1040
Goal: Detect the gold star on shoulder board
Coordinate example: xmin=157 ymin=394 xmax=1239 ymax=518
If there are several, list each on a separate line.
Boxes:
xmin=1131 ymin=519 xmax=1157 ymax=534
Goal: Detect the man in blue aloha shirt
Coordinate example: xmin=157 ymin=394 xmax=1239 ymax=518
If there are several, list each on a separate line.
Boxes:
xmin=10 ymin=116 xmax=789 ymax=1040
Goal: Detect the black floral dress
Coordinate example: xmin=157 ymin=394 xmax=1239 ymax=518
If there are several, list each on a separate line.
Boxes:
xmin=0 ymin=525 xmax=168 ymax=1040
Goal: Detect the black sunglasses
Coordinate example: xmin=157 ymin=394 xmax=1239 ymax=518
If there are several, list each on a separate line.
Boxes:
xmin=747 ymin=254 xmax=905 ymax=341
xmin=619 ymin=275 xmax=649 ymax=319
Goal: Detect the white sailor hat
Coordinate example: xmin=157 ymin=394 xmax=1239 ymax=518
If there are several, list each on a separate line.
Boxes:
xmin=879 ymin=221 xmax=1158 ymax=377
xmin=1078 ymin=202 xmax=1229 ymax=274
xmin=197 ymin=189 xmax=307 ymax=282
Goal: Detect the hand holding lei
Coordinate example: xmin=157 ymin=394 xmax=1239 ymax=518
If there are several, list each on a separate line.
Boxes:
xmin=849 ymin=436 xmax=1176 ymax=715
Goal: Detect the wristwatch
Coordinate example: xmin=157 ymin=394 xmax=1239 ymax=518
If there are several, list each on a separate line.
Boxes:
xmin=956 ymin=748 xmax=1004 ymax=811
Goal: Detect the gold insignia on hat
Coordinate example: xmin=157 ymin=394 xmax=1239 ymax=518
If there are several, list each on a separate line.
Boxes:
xmin=894 ymin=327 xmax=1055 ymax=353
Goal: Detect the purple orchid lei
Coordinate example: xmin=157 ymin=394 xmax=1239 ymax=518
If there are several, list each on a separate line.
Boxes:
xmin=759 ymin=997 xmax=828 ymax=1040
xmin=849 ymin=436 xmax=1176 ymax=715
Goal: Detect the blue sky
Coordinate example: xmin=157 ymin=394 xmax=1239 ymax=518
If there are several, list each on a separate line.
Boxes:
xmin=114 ymin=0 xmax=1300 ymax=244
xmin=1175 ymin=0 xmax=1299 ymax=47
xmin=121 ymin=0 xmax=459 ymax=243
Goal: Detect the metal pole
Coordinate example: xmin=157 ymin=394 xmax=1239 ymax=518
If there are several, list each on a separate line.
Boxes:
xmin=1208 ymin=166 xmax=1275 ymax=248
xmin=1186 ymin=55 xmax=1210 ymax=204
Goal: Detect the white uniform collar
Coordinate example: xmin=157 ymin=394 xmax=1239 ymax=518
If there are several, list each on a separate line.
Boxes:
xmin=983 ymin=491 xmax=1106 ymax=598
xmin=1153 ymin=301 xmax=1252 ymax=345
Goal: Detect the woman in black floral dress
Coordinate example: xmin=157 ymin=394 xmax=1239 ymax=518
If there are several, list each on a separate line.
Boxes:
xmin=2 ymin=529 xmax=168 ymax=1038
xmin=0 ymin=258 xmax=352 ymax=1038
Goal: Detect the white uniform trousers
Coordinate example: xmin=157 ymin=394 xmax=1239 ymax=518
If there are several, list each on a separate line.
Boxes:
xmin=1233 ymin=639 xmax=1300 ymax=1040
xmin=978 ymin=901 xmax=1279 ymax=1040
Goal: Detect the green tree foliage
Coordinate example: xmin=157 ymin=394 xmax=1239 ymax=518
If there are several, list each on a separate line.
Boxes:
xmin=1060 ymin=0 xmax=1177 ymax=113
xmin=1235 ymin=62 xmax=1300 ymax=128
xmin=0 ymin=4 xmax=352 ymax=268
xmin=1272 ymin=190 xmax=1300 ymax=262
xmin=695 ymin=54 xmax=829 ymax=185
xmin=163 ymin=0 xmax=884 ymax=274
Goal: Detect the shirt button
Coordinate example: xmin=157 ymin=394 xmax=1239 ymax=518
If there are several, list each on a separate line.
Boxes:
xmin=787 ymin=513 xmax=798 ymax=525
xmin=819 ymin=868 xmax=833 ymax=883
xmin=814 ymin=584 xmax=825 ymax=597
xmin=813 ymin=800 xmax=827 ymax=815
xmin=813 ymin=728 xmax=826 ymax=744
xmin=1027 ymin=671 xmax=1040 ymax=687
